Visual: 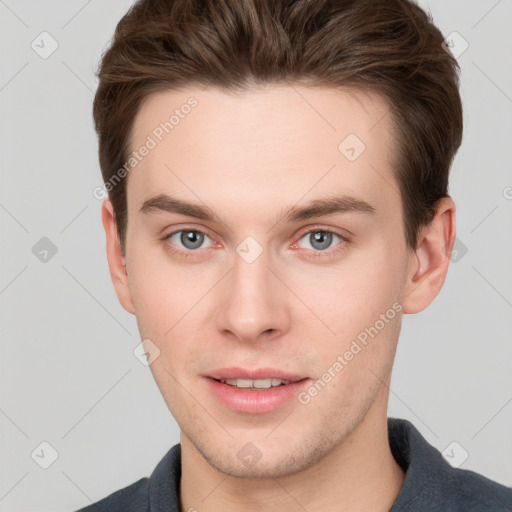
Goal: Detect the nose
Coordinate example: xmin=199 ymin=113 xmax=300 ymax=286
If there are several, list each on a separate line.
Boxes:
xmin=215 ymin=246 xmax=290 ymax=343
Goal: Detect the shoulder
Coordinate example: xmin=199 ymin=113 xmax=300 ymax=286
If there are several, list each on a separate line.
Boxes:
xmin=73 ymin=477 xmax=149 ymax=512
xmin=73 ymin=443 xmax=181 ymax=512
xmin=388 ymin=418 xmax=512 ymax=511
xmin=443 ymin=465 xmax=512 ymax=511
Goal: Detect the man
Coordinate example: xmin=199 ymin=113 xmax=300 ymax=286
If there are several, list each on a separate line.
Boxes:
xmin=78 ymin=0 xmax=512 ymax=510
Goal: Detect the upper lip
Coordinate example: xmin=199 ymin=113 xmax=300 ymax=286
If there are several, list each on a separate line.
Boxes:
xmin=207 ymin=367 xmax=307 ymax=382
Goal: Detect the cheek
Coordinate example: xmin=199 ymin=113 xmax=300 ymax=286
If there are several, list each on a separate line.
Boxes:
xmin=289 ymin=242 xmax=405 ymax=393
xmin=127 ymin=249 xmax=222 ymax=382
xmin=292 ymin=244 xmax=404 ymax=338
xmin=126 ymin=238 xmax=209 ymax=335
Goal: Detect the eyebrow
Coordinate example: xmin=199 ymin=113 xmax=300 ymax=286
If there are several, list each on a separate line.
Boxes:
xmin=139 ymin=193 xmax=376 ymax=226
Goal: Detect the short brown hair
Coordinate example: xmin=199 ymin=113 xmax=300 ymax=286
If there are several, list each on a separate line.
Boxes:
xmin=93 ymin=0 xmax=463 ymax=254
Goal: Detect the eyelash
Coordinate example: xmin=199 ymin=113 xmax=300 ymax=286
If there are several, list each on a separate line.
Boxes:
xmin=161 ymin=227 xmax=349 ymax=260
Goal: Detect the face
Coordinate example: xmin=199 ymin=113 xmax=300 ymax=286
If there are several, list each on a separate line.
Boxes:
xmin=107 ymin=85 xmax=423 ymax=478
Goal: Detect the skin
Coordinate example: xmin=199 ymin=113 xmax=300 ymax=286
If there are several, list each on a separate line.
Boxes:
xmin=102 ymin=84 xmax=456 ymax=512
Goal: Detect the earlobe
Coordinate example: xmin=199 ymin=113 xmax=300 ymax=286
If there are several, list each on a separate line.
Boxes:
xmin=402 ymin=197 xmax=456 ymax=314
xmin=101 ymin=199 xmax=135 ymax=314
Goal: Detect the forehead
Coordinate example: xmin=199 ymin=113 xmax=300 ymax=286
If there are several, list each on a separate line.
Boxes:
xmin=127 ymin=84 xmax=397 ymax=217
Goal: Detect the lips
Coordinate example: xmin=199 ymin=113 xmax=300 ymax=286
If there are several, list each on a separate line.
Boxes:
xmin=203 ymin=367 xmax=311 ymax=413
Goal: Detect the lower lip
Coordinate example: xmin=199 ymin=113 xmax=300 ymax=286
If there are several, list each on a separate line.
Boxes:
xmin=204 ymin=377 xmax=311 ymax=414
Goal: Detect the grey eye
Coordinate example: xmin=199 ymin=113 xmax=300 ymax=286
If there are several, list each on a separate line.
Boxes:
xmin=299 ymin=231 xmax=341 ymax=251
xmin=170 ymin=230 xmax=209 ymax=250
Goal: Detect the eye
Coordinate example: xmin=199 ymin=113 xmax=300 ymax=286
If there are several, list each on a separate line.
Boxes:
xmin=296 ymin=229 xmax=345 ymax=252
xmin=165 ymin=229 xmax=214 ymax=251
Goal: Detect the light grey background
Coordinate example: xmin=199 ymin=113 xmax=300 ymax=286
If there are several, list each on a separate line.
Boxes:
xmin=1 ymin=1 xmax=511 ymax=511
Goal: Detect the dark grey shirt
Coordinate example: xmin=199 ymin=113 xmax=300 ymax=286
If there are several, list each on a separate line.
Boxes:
xmin=75 ymin=418 xmax=512 ymax=511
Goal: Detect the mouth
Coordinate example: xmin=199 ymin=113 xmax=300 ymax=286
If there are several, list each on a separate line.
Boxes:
xmin=203 ymin=369 xmax=311 ymax=413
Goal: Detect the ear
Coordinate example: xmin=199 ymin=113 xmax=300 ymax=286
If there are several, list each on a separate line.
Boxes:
xmin=101 ymin=199 xmax=135 ymax=314
xmin=402 ymin=197 xmax=456 ymax=314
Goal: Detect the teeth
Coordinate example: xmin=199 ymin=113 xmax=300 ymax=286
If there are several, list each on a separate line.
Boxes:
xmin=220 ymin=378 xmax=291 ymax=389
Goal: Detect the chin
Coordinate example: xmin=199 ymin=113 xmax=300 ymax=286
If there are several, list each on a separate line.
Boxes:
xmin=205 ymin=451 xmax=310 ymax=480
xmin=190 ymin=429 xmax=337 ymax=480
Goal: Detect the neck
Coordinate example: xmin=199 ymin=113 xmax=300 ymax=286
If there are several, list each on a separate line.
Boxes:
xmin=179 ymin=395 xmax=405 ymax=512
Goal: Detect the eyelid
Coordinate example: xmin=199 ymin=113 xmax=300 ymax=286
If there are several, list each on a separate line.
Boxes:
xmin=293 ymin=225 xmax=349 ymax=243
xmin=162 ymin=225 xmax=217 ymax=242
